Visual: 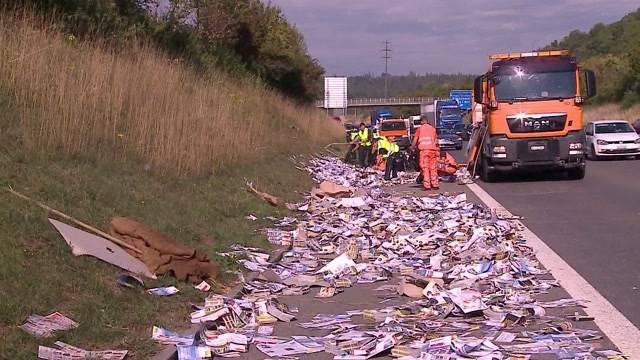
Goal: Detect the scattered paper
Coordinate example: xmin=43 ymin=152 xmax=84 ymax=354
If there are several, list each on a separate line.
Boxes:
xmin=152 ymin=326 xmax=194 ymax=345
xmin=147 ymin=286 xmax=179 ymax=296
xmin=38 ymin=342 xmax=127 ymax=360
xmin=194 ymin=281 xmax=211 ymax=292
xmin=21 ymin=312 xmax=78 ymax=338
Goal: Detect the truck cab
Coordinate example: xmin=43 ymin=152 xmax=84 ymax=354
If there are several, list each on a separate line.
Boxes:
xmin=435 ymin=99 xmax=464 ymax=128
xmin=379 ymin=118 xmax=411 ymax=149
xmin=471 ymin=50 xmax=596 ymax=181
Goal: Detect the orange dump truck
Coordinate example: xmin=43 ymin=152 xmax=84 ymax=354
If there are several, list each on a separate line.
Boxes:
xmin=469 ymin=50 xmax=596 ymax=181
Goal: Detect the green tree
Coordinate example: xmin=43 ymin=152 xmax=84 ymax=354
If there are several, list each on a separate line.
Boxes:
xmin=545 ymin=7 xmax=640 ymax=106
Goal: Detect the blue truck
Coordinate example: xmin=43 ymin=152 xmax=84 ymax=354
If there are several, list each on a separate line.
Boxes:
xmin=370 ymin=108 xmax=392 ymax=127
xmin=434 ymin=99 xmax=464 ymax=128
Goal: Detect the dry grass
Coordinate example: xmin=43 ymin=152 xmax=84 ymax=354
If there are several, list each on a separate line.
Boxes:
xmin=0 ymin=12 xmax=342 ymax=176
xmin=584 ymin=103 xmax=640 ymax=124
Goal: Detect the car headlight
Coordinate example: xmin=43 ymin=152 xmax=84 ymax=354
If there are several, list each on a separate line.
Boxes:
xmin=635 ymin=138 xmax=640 ymax=144
xmin=569 ymin=143 xmax=582 ymax=150
xmin=596 ymin=139 xmax=608 ymax=145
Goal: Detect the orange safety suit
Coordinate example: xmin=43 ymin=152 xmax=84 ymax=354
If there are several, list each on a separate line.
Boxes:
xmin=374 ymin=154 xmax=386 ymax=171
xmin=413 ymin=124 xmax=439 ymax=190
xmin=437 ymin=152 xmax=458 ymax=176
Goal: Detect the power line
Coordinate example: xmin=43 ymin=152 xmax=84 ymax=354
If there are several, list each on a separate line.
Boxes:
xmin=382 ymin=41 xmax=392 ymax=98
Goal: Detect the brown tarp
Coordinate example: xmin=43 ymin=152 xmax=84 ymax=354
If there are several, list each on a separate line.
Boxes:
xmin=109 ymin=217 xmax=219 ymax=283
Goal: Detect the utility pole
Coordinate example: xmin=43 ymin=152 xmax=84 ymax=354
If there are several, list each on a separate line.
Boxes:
xmin=382 ymin=41 xmax=391 ymax=99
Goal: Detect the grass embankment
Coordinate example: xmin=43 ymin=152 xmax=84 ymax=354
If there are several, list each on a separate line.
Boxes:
xmin=0 ymin=13 xmax=341 ymax=359
xmin=584 ymin=103 xmax=640 ymax=123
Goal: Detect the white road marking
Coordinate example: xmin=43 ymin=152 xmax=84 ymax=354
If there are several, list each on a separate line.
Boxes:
xmin=466 ymin=182 xmax=640 ymax=357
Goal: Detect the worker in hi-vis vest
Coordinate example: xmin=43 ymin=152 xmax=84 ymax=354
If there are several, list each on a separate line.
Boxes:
xmin=412 ymin=116 xmax=439 ymax=190
xmin=344 ymin=130 xmax=359 ymax=164
xmin=356 ymin=122 xmax=372 ymax=168
xmin=376 ymin=135 xmax=400 ymax=180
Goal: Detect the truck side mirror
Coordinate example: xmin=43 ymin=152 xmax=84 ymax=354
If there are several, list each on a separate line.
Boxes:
xmin=473 ymin=76 xmax=485 ymax=104
xmin=584 ymin=70 xmax=596 ymax=98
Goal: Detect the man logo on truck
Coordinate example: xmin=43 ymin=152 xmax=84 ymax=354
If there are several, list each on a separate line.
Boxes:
xmin=523 ymin=119 xmax=550 ymax=131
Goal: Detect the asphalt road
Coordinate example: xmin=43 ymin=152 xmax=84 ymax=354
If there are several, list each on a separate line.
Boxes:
xmin=450 ymin=148 xmax=640 ymax=328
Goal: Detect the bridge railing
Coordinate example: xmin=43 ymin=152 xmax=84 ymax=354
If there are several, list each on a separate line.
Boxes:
xmin=315 ymin=97 xmax=433 ymax=108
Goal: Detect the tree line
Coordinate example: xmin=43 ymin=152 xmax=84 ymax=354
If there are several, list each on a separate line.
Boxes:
xmin=545 ymin=7 xmax=640 ymax=107
xmin=9 ymin=0 xmax=323 ymax=102
xmin=348 ymin=72 xmax=475 ymax=99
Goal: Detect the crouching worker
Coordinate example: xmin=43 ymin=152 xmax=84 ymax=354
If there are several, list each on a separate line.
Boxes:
xmin=437 ymin=151 xmax=458 ymax=183
xmin=377 ymin=136 xmax=400 ymax=180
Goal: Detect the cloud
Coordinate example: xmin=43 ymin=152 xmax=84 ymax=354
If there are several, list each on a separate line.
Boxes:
xmin=269 ymin=0 xmax=639 ymax=75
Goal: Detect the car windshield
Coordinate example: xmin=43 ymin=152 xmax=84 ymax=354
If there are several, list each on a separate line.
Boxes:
xmin=595 ymin=122 xmax=635 ymax=134
xmin=437 ymin=128 xmax=452 ymax=135
xmin=453 ymin=124 xmax=465 ymax=130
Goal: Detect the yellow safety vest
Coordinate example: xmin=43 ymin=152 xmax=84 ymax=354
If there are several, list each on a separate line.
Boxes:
xmin=378 ymin=136 xmax=399 ymax=158
xmin=358 ymin=128 xmax=371 ymax=146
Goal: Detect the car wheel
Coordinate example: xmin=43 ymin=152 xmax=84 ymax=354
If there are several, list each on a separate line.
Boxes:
xmin=456 ymin=145 xmax=462 ymax=150
xmin=567 ymin=166 xmax=585 ymax=180
xmin=589 ymin=145 xmax=600 ymax=161
xmin=480 ymin=156 xmax=496 ymax=183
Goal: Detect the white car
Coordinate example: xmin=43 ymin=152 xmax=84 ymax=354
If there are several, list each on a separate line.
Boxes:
xmin=585 ymin=120 xmax=640 ymax=159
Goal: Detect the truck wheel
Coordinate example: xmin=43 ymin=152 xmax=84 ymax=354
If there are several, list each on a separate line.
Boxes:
xmin=480 ymin=156 xmax=496 ymax=183
xmin=567 ymin=166 xmax=585 ymax=180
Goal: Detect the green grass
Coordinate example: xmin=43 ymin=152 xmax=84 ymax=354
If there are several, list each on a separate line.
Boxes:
xmin=0 ymin=92 xmax=315 ymax=358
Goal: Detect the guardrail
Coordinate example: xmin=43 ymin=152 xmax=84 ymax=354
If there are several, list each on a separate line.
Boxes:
xmin=315 ymin=97 xmax=433 ymax=108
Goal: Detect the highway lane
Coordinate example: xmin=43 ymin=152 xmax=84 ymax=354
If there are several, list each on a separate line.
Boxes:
xmin=451 ymin=148 xmax=640 ymax=327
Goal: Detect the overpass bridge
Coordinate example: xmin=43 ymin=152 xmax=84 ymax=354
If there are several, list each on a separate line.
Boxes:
xmin=315 ymin=97 xmax=433 ymax=108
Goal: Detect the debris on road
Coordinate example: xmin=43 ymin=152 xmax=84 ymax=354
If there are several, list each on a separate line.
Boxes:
xmin=21 ymin=312 xmax=78 ymax=338
xmin=110 ymin=217 xmax=220 ymax=283
xmin=116 ymin=274 xmax=145 ymax=288
xmin=38 ymin=341 xmax=127 ymax=359
xmin=194 ymin=280 xmax=212 ymax=292
xmin=245 ymin=179 xmax=282 ymax=207
xmin=49 ymin=218 xmax=156 ymax=279
xmin=158 ymin=156 xmax=620 ymax=359
xmin=49 ymin=215 xmax=220 ymax=283
xmin=152 ymin=326 xmax=195 ymax=346
xmin=147 ymin=286 xmax=180 ymax=296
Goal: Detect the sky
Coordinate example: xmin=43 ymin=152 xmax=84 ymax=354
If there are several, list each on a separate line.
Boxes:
xmin=269 ymin=0 xmax=639 ymax=76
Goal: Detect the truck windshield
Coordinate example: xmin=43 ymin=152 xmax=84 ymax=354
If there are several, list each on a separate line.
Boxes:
xmin=440 ymin=109 xmax=460 ymax=117
xmin=493 ymin=70 xmax=576 ymax=101
xmin=380 ymin=122 xmax=406 ymax=131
